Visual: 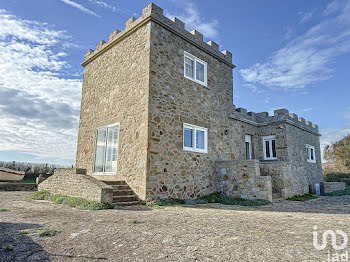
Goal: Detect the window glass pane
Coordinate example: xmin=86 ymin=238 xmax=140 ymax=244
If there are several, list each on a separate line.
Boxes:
xmin=306 ymin=147 xmax=310 ymax=160
xmin=272 ymin=140 xmax=276 ymax=158
xmin=265 ymin=141 xmax=270 ymax=158
xmin=311 ymin=148 xmax=314 ymax=160
xmin=196 ymin=129 xmax=205 ymax=149
xmin=94 ymin=128 xmax=106 ymax=172
xmin=196 ymin=61 xmax=205 ymax=82
xmin=184 ymin=127 xmax=193 ymax=148
xmin=246 ymin=142 xmax=250 ymax=160
xmin=185 ymin=57 xmax=194 ymax=78
xmin=104 ymin=125 xmax=119 ymax=172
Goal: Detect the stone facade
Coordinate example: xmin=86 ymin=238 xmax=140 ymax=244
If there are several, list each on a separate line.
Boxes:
xmin=323 ymin=182 xmax=346 ymax=194
xmin=75 ymin=3 xmax=323 ymax=202
xmin=38 ymin=168 xmax=114 ymax=203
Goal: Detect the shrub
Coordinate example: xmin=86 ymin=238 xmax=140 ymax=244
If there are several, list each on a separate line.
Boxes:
xmin=26 ymin=191 xmax=114 ymax=210
xmin=287 ymin=194 xmax=318 ymax=201
xmin=39 ymin=228 xmax=57 ymax=237
xmin=0 ymin=208 xmax=9 ymax=212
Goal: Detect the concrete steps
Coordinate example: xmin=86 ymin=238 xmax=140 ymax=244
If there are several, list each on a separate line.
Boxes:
xmin=101 ymin=181 xmax=139 ymax=206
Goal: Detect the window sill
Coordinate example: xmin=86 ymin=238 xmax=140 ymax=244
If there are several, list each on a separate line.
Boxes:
xmin=183 ymin=147 xmax=208 ymax=154
xmin=184 ymin=75 xmax=208 ymax=88
xmin=93 ymin=172 xmax=116 ymax=176
xmin=307 ymin=160 xmax=316 ymax=163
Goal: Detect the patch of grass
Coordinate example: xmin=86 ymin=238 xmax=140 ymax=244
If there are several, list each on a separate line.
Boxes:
xmin=324 ymin=187 xmax=350 ymax=196
xmin=26 ymin=190 xmax=114 ymax=210
xmin=20 ymin=230 xmax=29 ymax=235
xmin=0 ymin=208 xmax=9 ymax=212
xmin=128 ymin=219 xmax=140 ymax=224
xmin=201 ymin=193 xmax=271 ymax=206
xmin=39 ymin=227 xmax=57 ymax=237
xmin=26 ymin=190 xmax=51 ymax=200
xmin=3 ymin=244 xmax=15 ymax=251
xmin=287 ymin=194 xmax=319 ymax=201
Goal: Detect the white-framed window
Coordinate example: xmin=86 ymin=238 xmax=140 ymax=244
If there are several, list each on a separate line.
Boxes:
xmin=94 ymin=123 xmax=120 ymax=174
xmin=263 ymin=135 xmax=277 ymax=160
xmin=245 ymin=134 xmax=252 ymax=160
xmin=306 ymin=144 xmax=316 ymax=163
xmin=184 ymin=51 xmax=207 ymax=86
xmin=183 ymin=123 xmax=208 ymax=153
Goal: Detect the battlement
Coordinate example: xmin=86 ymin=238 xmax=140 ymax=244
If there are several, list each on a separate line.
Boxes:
xmin=230 ymin=106 xmax=319 ymax=133
xmin=82 ymin=3 xmax=234 ymax=67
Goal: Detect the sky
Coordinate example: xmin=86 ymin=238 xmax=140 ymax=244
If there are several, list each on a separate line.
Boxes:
xmin=0 ymin=0 xmax=349 ymax=166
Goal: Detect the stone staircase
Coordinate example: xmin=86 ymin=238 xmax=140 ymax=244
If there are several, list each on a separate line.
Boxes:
xmin=272 ymin=192 xmax=283 ymax=203
xmin=102 ymin=181 xmax=139 ymax=206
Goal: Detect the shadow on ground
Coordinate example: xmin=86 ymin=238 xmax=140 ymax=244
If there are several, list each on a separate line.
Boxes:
xmin=169 ymin=195 xmax=350 ymax=215
xmin=0 ymin=222 xmax=50 ymax=262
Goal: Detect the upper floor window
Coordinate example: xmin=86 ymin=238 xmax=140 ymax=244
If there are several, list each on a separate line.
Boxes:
xmin=94 ymin=123 xmax=120 ymax=174
xmin=306 ymin=144 xmax=316 ymax=163
xmin=183 ymin=123 xmax=208 ymax=153
xmin=245 ymin=134 xmax=252 ymax=160
xmin=263 ymin=135 xmax=277 ymax=160
xmin=184 ymin=52 xmax=207 ymax=86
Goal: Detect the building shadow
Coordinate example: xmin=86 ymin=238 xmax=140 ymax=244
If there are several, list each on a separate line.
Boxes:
xmin=175 ymin=195 xmax=350 ymax=215
xmin=0 ymin=222 xmax=50 ymax=262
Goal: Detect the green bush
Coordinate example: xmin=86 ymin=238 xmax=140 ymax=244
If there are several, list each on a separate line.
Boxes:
xmin=323 ymin=173 xmax=350 ymax=186
xmin=287 ymin=194 xmax=318 ymax=201
xmin=26 ymin=191 xmax=114 ymax=210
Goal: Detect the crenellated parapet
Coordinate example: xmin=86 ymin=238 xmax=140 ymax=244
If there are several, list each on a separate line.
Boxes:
xmin=82 ymin=3 xmax=234 ymax=67
xmin=230 ymin=106 xmax=319 ymax=134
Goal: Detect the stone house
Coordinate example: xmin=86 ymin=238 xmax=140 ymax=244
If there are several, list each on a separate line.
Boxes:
xmin=43 ymin=3 xmax=323 ymax=204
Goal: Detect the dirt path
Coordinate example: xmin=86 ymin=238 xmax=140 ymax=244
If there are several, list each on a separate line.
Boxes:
xmin=0 ymin=192 xmax=349 ymax=261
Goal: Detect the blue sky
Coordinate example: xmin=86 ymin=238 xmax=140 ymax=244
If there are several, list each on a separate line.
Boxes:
xmin=0 ymin=0 xmax=349 ymax=165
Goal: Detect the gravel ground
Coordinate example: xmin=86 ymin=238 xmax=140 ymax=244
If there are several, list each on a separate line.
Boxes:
xmin=0 ymin=191 xmax=349 ymax=262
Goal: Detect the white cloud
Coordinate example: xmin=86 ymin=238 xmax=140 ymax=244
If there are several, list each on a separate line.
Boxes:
xmin=240 ymin=0 xmax=350 ymax=91
xmin=298 ymin=11 xmax=313 ymax=24
xmin=60 ymin=0 xmax=100 ymax=17
xmin=0 ymin=10 xmax=82 ymax=163
xmin=165 ymin=1 xmax=219 ymax=40
xmin=88 ymin=0 xmax=116 ymax=12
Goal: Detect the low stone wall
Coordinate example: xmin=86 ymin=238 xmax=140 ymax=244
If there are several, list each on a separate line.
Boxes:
xmin=214 ymin=160 xmax=272 ymax=202
xmin=260 ymin=161 xmax=309 ymax=199
xmin=38 ymin=168 xmax=113 ymax=203
xmin=324 ymin=182 xmax=346 ymax=194
xmin=0 ymin=183 xmax=37 ymax=191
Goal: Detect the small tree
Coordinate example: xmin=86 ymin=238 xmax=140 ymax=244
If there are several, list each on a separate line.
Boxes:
xmin=324 ymin=135 xmax=350 ymax=171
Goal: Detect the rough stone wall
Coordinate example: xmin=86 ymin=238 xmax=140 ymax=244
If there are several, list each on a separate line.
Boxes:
xmin=38 ymin=168 xmax=113 ymax=203
xmin=285 ymin=124 xmax=323 ymax=188
xmin=324 ymin=182 xmax=346 ymax=194
xmin=0 ymin=183 xmax=37 ymax=191
xmin=214 ymin=160 xmax=272 ymax=202
xmin=259 ymin=161 xmax=309 ymax=198
xmin=76 ymin=22 xmax=151 ymax=200
xmin=146 ymin=20 xmax=238 ymax=200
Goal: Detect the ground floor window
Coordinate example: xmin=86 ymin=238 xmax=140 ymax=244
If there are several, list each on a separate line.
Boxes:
xmin=183 ymin=123 xmax=208 ymax=153
xmin=263 ymin=135 xmax=277 ymax=160
xmin=245 ymin=134 xmax=252 ymax=160
xmin=94 ymin=123 xmax=120 ymax=173
xmin=306 ymin=144 xmax=316 ymax=163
